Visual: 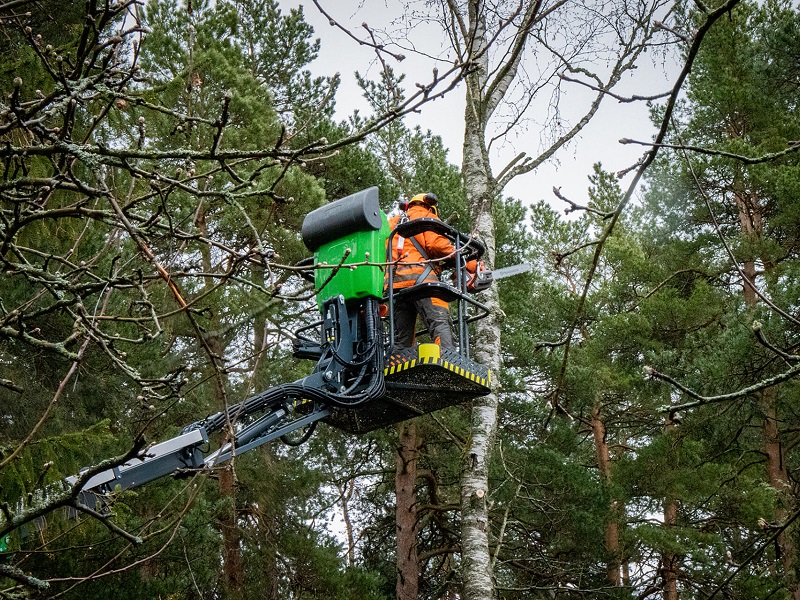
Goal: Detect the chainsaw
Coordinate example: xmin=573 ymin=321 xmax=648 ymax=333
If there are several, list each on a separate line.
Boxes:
xmin=467 ymin=261 xmax=533 ymax=293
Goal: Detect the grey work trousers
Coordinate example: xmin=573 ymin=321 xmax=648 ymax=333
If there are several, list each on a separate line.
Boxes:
xmin=393 ymin=297 xmax=454 ymax=349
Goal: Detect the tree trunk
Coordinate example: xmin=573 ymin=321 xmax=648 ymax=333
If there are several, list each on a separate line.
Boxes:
xmin=591 ymin=405 xmax=621 ymax=586
xmin=396 ymin=421 xmax=419 ymax=600
xmin=208 ymin=330 xmax=245 ymax=599
xmin=662 ymin=497 xmax=679 ymax=600
xmin=340 ymin=477 xmax=357 ymax=568
xmin=733 ymin=185 xmax=797 ymax=594
xmin=219 ymin=462 xmax=245 ymax=599
xmin=460 ymin=114 xmax=502 ymax=599
xmin=458 ymin=5 xmax=503 ymax=596
xmin=448 ymin=0 xmax=638 ymax=594
xmin=662 ymin=416 xmax=679 ymax=600
xmin=249 ymin=266 xmax=280 ymax=600
xmin=761 ymin=387 xmax=797 ymax=594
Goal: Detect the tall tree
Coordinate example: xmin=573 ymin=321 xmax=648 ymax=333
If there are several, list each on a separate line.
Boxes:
xmin=415 ymin=2 xmax=670 ymax=595
xmin=641 ymin=0 xmax=800 ymax=594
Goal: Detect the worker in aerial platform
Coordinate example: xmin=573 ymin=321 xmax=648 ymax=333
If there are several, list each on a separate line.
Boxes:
xmin=387 ymin=192 xmax=477 ymax=349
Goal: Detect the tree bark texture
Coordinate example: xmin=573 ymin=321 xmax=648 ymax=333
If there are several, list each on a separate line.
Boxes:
xmin=460 ymin=120 xmax=502 ymax=600
xmin=396 ymin=421 xmax=419 ymax=600
xmin=591 ymin=405 xmax=621 ymax=586
xmin=662 ymin=497 xmax=679 ymax=600
xmin=458 ymin=4 xmax=505 ymax=597
xmin=733 ymin=184 xmax=797 ymax=593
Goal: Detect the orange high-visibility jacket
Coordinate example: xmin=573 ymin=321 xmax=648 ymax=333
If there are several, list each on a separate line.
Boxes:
xmin=387 ymin=203 xmax=455 ymax=308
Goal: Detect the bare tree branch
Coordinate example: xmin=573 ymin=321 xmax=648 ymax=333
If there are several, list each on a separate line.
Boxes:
xmin=621 ymin=137 xmax=800 ymax=165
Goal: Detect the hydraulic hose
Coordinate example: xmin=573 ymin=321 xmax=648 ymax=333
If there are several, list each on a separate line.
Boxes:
xmin=185 ymin=298 xmax=386 ymax=434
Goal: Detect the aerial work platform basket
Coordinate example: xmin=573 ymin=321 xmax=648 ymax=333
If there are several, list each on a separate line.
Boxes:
xmin=325 ymin=343 xmax=491 ymax=434
xmin=295 ymin=186 xmax=493 ymax=434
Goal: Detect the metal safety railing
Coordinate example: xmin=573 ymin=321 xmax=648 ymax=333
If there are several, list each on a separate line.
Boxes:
xmin=384 ymin=218 xmax=490 ymax=360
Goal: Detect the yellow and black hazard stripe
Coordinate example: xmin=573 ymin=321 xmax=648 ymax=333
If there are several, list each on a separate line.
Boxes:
xmin=384 ymin=343 xmax=491 ymax=388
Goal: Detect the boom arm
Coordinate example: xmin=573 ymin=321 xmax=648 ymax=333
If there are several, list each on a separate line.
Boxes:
xmin=73 ymin=294 xmax=383 ymax=498
xmin=70 ymin=401 xmax=333 ymax=497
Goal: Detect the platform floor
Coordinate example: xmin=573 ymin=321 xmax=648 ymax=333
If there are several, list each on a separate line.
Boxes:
xmin=324 ymin=344 xmax=492 ymax=434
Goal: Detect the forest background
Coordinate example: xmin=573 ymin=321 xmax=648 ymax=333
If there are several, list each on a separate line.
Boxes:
xmin=0 ymin=0 xmax=799 ymax=599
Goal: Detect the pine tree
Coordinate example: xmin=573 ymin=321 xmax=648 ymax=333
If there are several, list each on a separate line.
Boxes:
xmin=630 ymin=1 xmax=800 ymax=595
xmin=0 ymin=0 xmax=386 ymax=596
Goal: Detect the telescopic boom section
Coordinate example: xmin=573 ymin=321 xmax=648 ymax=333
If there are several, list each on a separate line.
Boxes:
xmin=74 ymin=188 xmax=492 ymax=498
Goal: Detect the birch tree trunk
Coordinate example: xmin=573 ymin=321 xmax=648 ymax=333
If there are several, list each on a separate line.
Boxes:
xmin=459 ymin=7 xmax=502 ymax=597
xmin=435 ymin=1 xmax=664 ymax=595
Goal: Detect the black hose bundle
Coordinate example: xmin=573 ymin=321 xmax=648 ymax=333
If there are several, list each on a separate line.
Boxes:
xmin=185 ymin=298 xmax=386 ymax=435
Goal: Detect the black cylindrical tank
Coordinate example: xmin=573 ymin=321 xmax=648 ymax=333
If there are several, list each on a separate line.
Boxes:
xmin=302 ymin=186 xmax=383 ymax=251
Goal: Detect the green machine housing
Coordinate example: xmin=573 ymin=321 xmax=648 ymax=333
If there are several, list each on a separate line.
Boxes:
xmin=301 ymin=187 xmax=389 ymax=307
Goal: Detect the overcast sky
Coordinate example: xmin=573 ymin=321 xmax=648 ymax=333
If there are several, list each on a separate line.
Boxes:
xmin=281 ymin=1 xmax=676 ymax=212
